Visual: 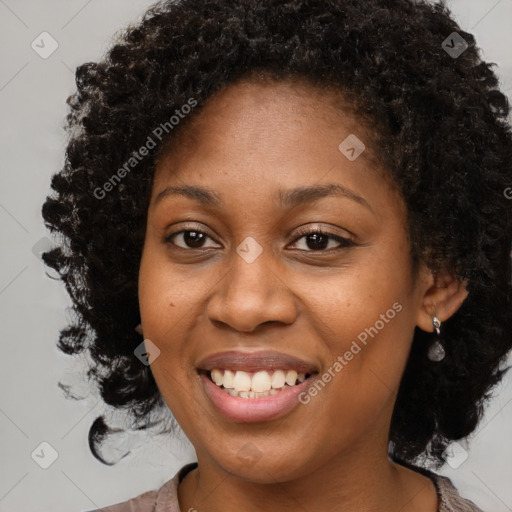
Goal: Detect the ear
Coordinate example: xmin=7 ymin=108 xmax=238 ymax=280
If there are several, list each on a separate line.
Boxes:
xmin=415 ymin=264 xmax=469 ymax=333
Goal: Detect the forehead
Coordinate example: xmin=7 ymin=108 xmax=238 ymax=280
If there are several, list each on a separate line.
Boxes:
xmin=156 ymin=79 xmax=379 ymax=168
xmin=150 ymin=78 xmax=399 ymax=215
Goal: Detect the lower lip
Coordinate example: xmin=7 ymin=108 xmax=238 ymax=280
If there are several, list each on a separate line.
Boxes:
xmin=200 ymin=372 xmax=316 ymax=423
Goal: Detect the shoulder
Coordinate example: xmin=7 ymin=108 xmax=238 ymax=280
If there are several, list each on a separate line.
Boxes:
xmin=432 ymin=473 xmax=484 ymax=512
xmin=86 ymin=488 xmax=160 ymax=512
xmin=83 ymin=462 xmax=198 ymax=512
xmin=393 ymin=458 xmax=485 ymax=512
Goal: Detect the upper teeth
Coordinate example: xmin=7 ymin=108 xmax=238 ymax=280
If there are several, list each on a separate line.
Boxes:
xmin=210 ymin=369 xmax=306 ymax=393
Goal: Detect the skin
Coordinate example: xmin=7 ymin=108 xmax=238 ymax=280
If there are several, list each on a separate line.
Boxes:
xmin=138 ymin=78 xmax=468 ymax=512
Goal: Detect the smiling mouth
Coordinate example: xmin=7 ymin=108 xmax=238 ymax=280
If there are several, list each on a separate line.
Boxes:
xmin=201 ymin=368 xmax=316 ymax=399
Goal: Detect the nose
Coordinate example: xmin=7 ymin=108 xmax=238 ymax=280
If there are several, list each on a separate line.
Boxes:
xmin=206 ymin=246 xmax=298 ymax=333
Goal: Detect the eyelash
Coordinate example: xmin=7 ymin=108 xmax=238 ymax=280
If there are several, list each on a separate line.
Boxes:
xmin=164 ymin=225 xmax=355 ymax=253
xmin=292 ymin=226 xmax=355 ymax=251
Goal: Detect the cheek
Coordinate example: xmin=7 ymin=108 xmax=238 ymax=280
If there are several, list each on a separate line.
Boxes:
xmin=137 ymin=251 xmax=199 ymax=425
xmin=299 ymin=243 xmax=415 ymax=428
xmin=137 ymin=248 xmax=217 ymax=409
xmin=303 ymin=244 xmax=412 ymax=352
xmin=138 ymin=248 xmax=210 ymax=342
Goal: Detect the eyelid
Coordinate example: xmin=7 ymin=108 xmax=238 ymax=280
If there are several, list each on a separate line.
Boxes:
xmin=164 ymin=222 xmax=355 ymax=252
xmin=291 ymin=224 xmax=354 ymax=242
xmin=289 ymin=225 xmax=355 ymax=251
xmin=164 ymin=222 xmax=219 ymax=243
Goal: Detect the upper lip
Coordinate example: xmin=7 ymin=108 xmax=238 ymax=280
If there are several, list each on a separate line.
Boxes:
xmin=197 ymin=350 xmax=319 ymax=373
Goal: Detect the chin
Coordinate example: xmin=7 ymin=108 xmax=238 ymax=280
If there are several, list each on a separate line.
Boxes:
xmin=204 ymin=439 xmax=322 ymax=484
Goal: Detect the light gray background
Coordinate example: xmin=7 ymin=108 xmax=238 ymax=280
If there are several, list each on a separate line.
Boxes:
xmin=1 ymin=1 xmax=511 ymax=511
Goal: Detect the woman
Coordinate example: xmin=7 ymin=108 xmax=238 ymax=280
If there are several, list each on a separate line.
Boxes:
xmin=42 ymin=0 xmax=512 ymax=510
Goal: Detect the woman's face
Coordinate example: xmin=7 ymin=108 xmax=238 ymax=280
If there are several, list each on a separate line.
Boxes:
xmin=139 ymin=79 xmax=430 ymax=482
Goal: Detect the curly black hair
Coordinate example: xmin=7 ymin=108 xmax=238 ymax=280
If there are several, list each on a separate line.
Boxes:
xmin=42 ymin=0 xmax=512 ymax=468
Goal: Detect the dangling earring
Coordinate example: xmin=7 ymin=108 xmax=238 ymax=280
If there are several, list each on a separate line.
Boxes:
xmin=427 ymin=315 xmax=445 ymax=362
xmin=135 ymin=324 xmax=143 ymax=336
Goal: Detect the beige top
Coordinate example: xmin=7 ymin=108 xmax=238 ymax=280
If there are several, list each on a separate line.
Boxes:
xmin=87 ymin=462 xmax=484 ymax=512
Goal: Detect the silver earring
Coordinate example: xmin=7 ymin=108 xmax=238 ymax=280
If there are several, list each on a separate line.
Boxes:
xmin=427 ymin=316 xmax=445 ymax=362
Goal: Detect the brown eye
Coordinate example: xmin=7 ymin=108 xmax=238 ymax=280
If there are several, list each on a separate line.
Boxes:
xmin=165 ymin=229 xmax=220 ymax=249
xmin=290 ymin=228 xmax=355 ymax=252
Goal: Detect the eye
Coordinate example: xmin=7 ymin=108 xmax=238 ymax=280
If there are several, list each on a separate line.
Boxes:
xmin=289 ymin=226 xmax=355 ymax=252
xmin=164 ymin=225 xmax=355 ymax=252
xmin=164 ymin=228 xmax=220 ymax=250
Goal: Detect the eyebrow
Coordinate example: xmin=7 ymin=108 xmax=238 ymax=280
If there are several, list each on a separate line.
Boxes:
xmin=154 ymin=183 xmax=373 ymax=213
